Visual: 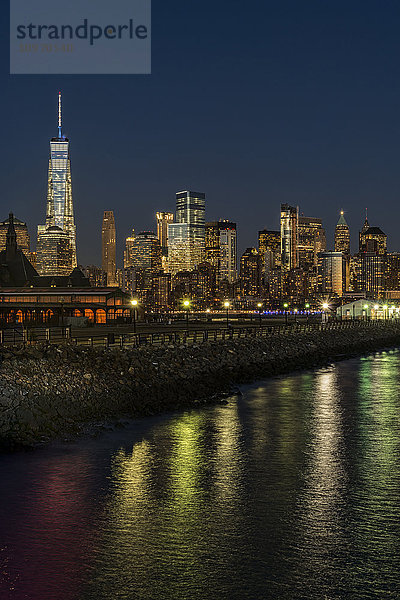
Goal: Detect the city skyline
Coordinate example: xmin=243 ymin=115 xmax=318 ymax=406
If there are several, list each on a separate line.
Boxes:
xmin=3 ymin=2 xmax=400 ymax=265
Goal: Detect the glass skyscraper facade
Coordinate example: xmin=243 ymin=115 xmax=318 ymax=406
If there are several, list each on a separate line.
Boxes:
xmin=37 ymin=93 xmax=76 ymax=275
xmin=168 ymin=191 xmax=205 ymax=275
xmin=280 ymin=204 xmax=298 ymax=270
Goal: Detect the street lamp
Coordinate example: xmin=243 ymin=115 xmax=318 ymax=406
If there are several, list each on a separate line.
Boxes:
xmin=322 ymin=302 xmax=329 ymax=323
xmin=183 ymin=299 xmax=190 ymax=330
xmin=131 ymin=299 xmax=138 ymax=333
xmin=283 ymin=302 xmax=289 ymax=325
xmin=224 ymin=300 xmax=230 ymax=328
xmin=294 ymin=308 xmax=298 ymax=323
xmin=257 ymin=302 xmax=262 ymax=326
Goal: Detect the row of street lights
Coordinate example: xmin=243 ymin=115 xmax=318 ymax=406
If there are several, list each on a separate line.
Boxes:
xmin=130 ymin=298 xmax=333 ymax=332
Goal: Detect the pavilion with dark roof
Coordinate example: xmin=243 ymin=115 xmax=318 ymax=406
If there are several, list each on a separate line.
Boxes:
xmin=0 ymin=214 xmax=133 ymax=326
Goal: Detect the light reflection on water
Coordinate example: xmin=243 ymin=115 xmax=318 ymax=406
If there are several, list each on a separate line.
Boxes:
xmin=1 ymin=352 xmax=400 ymax=599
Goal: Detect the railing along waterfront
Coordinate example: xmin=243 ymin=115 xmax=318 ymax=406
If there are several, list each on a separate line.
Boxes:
xmin=0 ymin=319 xmax=392 ymax=349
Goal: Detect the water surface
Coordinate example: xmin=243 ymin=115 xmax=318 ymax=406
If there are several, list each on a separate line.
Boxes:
xmin=1 ymin=351 xmax=400 ymax=599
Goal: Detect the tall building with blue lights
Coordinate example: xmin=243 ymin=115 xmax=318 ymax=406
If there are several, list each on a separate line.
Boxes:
xmin=37 ymin=93 xmax=77 ymax=275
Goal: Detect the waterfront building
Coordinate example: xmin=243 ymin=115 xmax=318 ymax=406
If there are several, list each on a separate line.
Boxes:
xmin=280 ymin=204 xmax=298 ymax=270
xmin=102 ymin=211 xmax=117 ymax=286
xmin=317 ymin=251 xmax=344 ymax=296
xmin=37 ymin=93 xmax=76 ymax=275
xmin=168 ymin=191 xmax=205 ymax=275
xmin=0 ymin=216 xmax=30 ymax=256
xmin=334 ymin=211 xmax=350 ymax=255
xmin=298 ymin=217 xmax=326 ymax=270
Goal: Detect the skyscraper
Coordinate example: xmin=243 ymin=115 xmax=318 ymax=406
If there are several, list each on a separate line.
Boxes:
xmin=167 ymin=190 xmax=205 ymax=275
xmin=102 ymin=211 xmax=117 ymax=286
xmin=240 ymin=248 xmax=261 ymax=297
xmin=124 ymin=229 xmax=135 ymax=269
xmin=205 ymin=220 xmax=237 ymax=283
xmin=36 ymin=226 xmax=73 ymax=276
xmin=37 ymin=93 xmax=76 ymax=275
xmin=334 ymin=211 xmax=350 ymax=255
xmin=258 ymin=230 xmax=281 ymax=268
xmin=127 ymin=231 xmax=162 ymax=303
xmin=360 ymin=226 xmax=387 ymax=255
xmin=359 ymin=212 xmax=370 ymax=253
xmin=317 ymin=252 xmax=344 ymax=296
xmin=280 ymin=204 xmax=298 ymax=270
xmin=298 ymin=217 xmax=326 ymax=269
xmin=156 ymin=212 xmax=174 ymax=256
xmin=219 ymin=223 xmax=237 ymax=283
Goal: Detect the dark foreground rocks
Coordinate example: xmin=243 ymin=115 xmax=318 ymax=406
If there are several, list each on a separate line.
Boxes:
xmin=1 ymin=322 xmax=400 ymax=450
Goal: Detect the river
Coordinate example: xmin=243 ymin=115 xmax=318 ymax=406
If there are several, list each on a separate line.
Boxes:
xmin=1 ymin=350 xmax=400 ymax=599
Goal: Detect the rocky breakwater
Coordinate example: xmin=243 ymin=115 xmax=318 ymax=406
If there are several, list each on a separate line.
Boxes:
xmin=1 ymin=322 xmax=400 ymax=450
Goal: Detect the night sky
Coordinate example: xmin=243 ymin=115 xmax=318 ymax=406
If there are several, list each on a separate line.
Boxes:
xmin=1 ymin=1 xmax=400 ymax=266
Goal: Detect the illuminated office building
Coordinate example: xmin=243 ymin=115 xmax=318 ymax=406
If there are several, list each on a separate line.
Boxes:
xmin=334 ymin=211 xmax=350 ymax=255
xmin=205 ymin=220 xmax=237 ymax=283
xmin=205 ymin=222 xmax=221 ymax=268
xmin=317 ymin=252 xmax=344 ymax=297
xmin=168 ymin=191 xmax=206 ymax=275
xmin=359 ymin=253 xmax=386 ymax=296
xmin=360 ymin=225 xmax=387 ymax=256
xmin=386 ymin=253 xmax=400 ymax=291
xmin=124 ymin=229 xmax=135 ymax=269
xmin=258 ymin=230 xmax=281 ymax=269
xmin=219 ymin=224 xmax=237 ymax=283
xmin=240 ymin=248 xmax=261 ymax=297
xmin=281 ymin=204 xmax=298 ymax=270
xmin=167 ymin=223 xmax=191 ymax=275
xmin=102 ymin=211 xmax=117 ymax=286
xmin=36 ymin=225 xmax=73 ymax=276
xmin=128 ymin=231 xmax=162 ymax=302
xmin=152 ymin=272 xmax=171 ymax=310
xmin=156 ymin=212 xmax=174 ymax=269
xmin=298 ymin=217 xmax=326 ymax=269
xmin=0 ymin=216 xmax=30 ymax=256
xmin=37 ymin=93 xmax=76 ymax=275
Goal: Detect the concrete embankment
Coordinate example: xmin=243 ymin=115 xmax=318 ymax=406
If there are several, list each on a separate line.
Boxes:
xmin=1 ymin=322 xmax=400 ymax=450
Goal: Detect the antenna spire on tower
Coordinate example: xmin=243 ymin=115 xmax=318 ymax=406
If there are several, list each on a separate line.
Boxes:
xmin=58 ymin=91 xmax=62 ymax=138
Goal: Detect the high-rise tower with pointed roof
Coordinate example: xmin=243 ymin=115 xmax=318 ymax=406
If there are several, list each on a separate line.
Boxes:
xmin=37 ymin=93 xmax=77 ymax=275
xmin=335 ymin=210 xmax=350 ymax=256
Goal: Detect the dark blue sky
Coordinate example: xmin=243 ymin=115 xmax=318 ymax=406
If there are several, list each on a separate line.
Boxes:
xmin=1 ymin=1 xmax=400 ymax=265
